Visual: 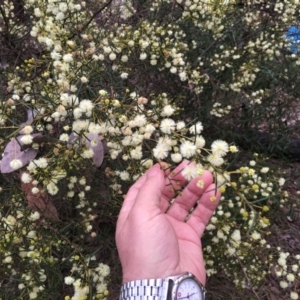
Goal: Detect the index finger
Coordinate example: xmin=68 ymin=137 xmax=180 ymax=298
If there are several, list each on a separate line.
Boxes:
xmin=117 ymin=163 xmax=166 ymax=228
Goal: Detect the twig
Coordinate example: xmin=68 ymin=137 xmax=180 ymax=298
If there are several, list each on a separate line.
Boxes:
xmin=234 ymin=253 xmax=261 ymax=299
xmin=68 ymin=0 xmax=113 ymax=40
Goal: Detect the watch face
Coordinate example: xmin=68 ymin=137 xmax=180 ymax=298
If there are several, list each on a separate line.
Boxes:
xmin=176 ymin=278 xmax=204 ymax=300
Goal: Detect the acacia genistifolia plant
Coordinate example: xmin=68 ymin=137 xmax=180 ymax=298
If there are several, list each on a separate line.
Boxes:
xmin=0 ymin=0 xmax=299 ymax=299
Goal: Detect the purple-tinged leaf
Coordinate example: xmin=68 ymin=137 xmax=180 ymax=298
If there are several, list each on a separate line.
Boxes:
xmin=86 ymin=133 xmax=104 ymax=167
xmin=68 ymin=132 xmax=77 ymax=144
xmin=1 ymin=138 xmax=38 ymax=173
xmin=67 ymin=132 xmax=104 ymax=167
xmin=18 ymin=149 xmax=38 ymax=165
xmin=20 ymin=109 xmax=38 ymax=128
xmin=67 ymin=132 xmax=80 ymax=149
xmin=3 ymin=137 xmax=19 ymax=155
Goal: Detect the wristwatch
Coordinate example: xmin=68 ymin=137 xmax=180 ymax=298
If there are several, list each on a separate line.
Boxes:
xmin=119 ymin=271 xmax=206 ymax=300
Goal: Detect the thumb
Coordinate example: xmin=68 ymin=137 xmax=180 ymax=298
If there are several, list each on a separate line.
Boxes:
xmin=132 ymin=164 xmax=165 ymax=211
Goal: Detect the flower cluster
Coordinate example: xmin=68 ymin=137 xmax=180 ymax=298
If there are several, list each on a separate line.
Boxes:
xmin=270 ymin=250 xmax=300 ymax=300
xmin=64 ymin=261 xmax=110 ymax=300
xmin=0 ymin=201 xmax=110 ymax=299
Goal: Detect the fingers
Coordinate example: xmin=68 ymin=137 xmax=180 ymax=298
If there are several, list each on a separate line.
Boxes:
xmin=160 ymin=161 xmax=191 ymax=212
xmin=132 ymin=164 xmax=165 ymax=212
xmin=186 ymin=183 xmax=221 ymax=236
xmin=166 ymin=171 xmax=214 ymax=221
xmin=117 ymin=160 xmax=221 ymax=238
xmin=117 ymin=164 xmax=165 ymax=228
xmin=117 ymin=170 xmax=149 ymax=229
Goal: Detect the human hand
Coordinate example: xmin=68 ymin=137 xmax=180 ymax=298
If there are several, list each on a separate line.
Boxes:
xmin=115 ymin=161 xmax=221 ymax=286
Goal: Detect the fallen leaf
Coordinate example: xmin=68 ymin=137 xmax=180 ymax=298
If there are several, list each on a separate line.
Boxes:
xmin=86 ymin=133 xmax=104 ymax=167
xmin=1 ymin=137 xmax=40 ymax=173
xmin=20 ymin=174 xmax=60 ymax=222
xmin=19 ymin=109 xmax=37 ymax=128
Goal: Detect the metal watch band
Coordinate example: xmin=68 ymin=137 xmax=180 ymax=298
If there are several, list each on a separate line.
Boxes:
xmin=119 ymin=272 xmax=206 ymax=300
xmin=119 ymin=278 xmax=169 ymax=300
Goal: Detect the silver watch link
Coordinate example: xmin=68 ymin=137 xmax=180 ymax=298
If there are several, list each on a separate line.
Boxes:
xmin=119 ymin=272 xmax=206 ymax=300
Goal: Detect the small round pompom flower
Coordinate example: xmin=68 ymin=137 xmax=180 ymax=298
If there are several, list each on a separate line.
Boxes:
xmin=153 ymin=143 xmax=169 ymax=160
xmin=144 ymin=124 xmax=155 ymax=134
xmin=119 ymin=171 xmax=130 ymax=181
xmin=63 ymin=53 xmax=73 ymax=62
xmin=130 ymin=146 xmax=143 ymax=160
xmin=109 ymin=52 xmax=116 ymax=60
xmin=73 ymin=108 xmax=83 ymax=119
xmin=189 ymin=122 xmax=203 ymax=135
xmin=64 ymin=276 xmax=75 ymax=285
xmin=171 ymin=153 xmax=183 ymax=163
xmin=22 ymin=125 xmax=33 ymax=135
xmin=31 ymin=187 xmax=39 ymax=194
xmin=249 ymin=160 xmax=256 ymax=166
xmin=20 ymin=134 xmax=33 ymax=145
xmin=140 ymin=53 xmax=147 ymax=60
xmin=56 ymin=11 xmax=65 ymax=21
xmin=21 ymin=172 xmax=32 ymax=183
xmin=47 ymin=182 xmax=59 ymax=195
xmin=59 ymin=133 xmax=69 ymax=142
xmin=287 ymin=273 xmax=295 ymax=282
xmin=29 ymin=211 xmax=40 ymax=221
xmin=176 ymin=121 xmax=186 ymax=130
xmin=134 ymin=115 xmax=147 ymax=127
xmin=59 ymin=2 xmax=68 ymax=12
xmin=229 ymin=145 xmax=238 ymax=153
xmin=35 ymin=157 xmax=48 ymax=168
xmin=231 ymin=229 xmax=241 ymax=242
xmin=261 ymin=167 xmax=269 ymax=173
xmin=279 ymin=281 xmax=288 ymax=289
xmin=82 ymin=149 xmax=94 ymax=159
xmin=137 ymin=97 xmax=148 ymax=105
xmin=211 ymin=140 xmax=229 ymax=157
xmin=79 ymin=99 xmax=94 ymax=114
xmin=10 ymin=159 xmax=23 ymax=170
xmin=161 ymin=105 xmax=175 ymax=117
xmin=120 ymin=72 xmax=129 ymax=79
xmin=97 ymin=263 xmax=110 ymax=276
xmin=181 ymin=165 xmax=198 ymax=181
xmin=207 ymin=153 xmax=224 ymax=167
xmin=195 ymin=136 xmax=205 ymax=148
xmin=29 ymin=291 xmax=37 ymax=299
xmin=81 ymin=76 xmax=88 ymax=83
xmin=160 ymin=118 xmax=176 ymax=134
xmin=292 ymin=264 xmax=299 ymax=272
xmin=290 ymin=292 xmax=299 ymax=300
xmin=278 ymin=178 xmax=285 ymax=186
xmin=180 ymin=140 xmax=197 ymax=158
xmin=121 ymin=55 xmax=129 ymax=62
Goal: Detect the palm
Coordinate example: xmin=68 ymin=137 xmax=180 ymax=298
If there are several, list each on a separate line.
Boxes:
xmin=170 ymin=217 xmax=205 ymax=279
xmin=139 ymin=214 xmax=205 ymax=284
xmin=116 ymin=162 xmax=220 ymax=285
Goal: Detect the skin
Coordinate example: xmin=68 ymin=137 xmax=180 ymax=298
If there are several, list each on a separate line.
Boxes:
xmin=116 ymin=161 xmax=221 ymax=286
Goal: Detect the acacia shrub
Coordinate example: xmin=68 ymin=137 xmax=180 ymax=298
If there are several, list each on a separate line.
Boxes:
xmin=0 ymin=0 xmax=299 ymax=299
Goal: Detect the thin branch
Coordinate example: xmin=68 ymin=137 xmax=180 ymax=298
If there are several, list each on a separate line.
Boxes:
xmin=0 ymin=1 xmax=9 ymax=33
xmin=68 ymin=0 xmax=113 ymax=40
